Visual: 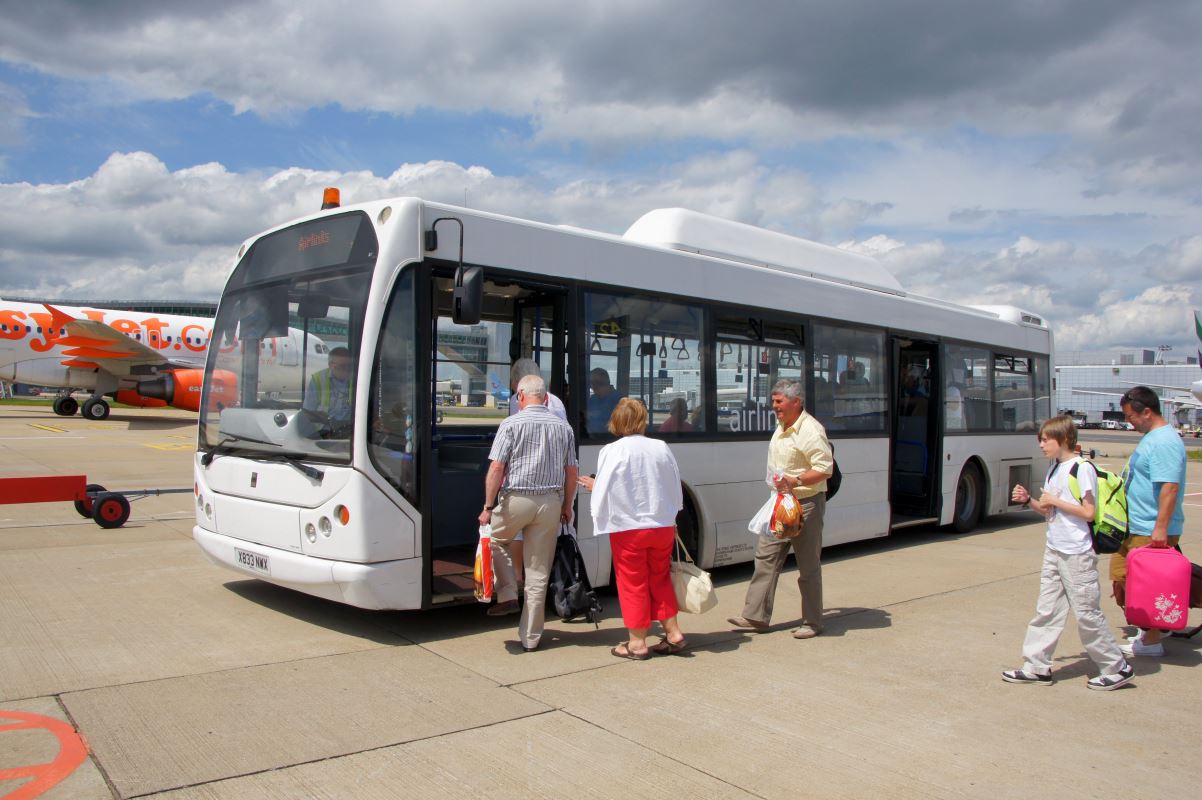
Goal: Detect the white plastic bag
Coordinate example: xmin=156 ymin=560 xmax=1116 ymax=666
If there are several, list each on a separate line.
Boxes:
xmin=747 ymin=494 xmax=775 ymax=537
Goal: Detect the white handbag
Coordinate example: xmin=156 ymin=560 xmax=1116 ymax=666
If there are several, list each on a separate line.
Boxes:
xmin=670 ymin=531 xmax=718 ymax=614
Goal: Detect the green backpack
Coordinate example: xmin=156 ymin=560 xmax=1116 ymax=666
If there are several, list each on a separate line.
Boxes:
xmin=1066 ymin=457 xmax=1128 ymax=554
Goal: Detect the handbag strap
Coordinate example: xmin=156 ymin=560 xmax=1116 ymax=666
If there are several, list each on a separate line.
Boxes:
xmin=674 ymin=530 xmax=695 ymax=564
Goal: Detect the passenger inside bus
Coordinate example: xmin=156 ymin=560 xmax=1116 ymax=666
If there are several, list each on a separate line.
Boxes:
xmin=658 ymin=397 xmax=694 ymax=433
xmin=508 ymin=358 xmax=567 ymax=421
xmin=587 ymin=367 xmax=623 ymax=433
xmin=945 ymin=385 xmax=966 ymax=430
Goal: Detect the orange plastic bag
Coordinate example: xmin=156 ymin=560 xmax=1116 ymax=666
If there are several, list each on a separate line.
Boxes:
xmin=474 ymin=525 xmax=494 ymax=602
xmin=771 ymin=493 xmax=803 ymax=539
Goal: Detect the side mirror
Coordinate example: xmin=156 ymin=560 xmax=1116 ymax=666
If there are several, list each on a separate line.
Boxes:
xmin=637 ymin=341 xmax=657 ymax=357
xmin=452 ymin=266 xmax=483 ymax=325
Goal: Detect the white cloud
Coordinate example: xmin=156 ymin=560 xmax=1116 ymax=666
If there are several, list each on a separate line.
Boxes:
xmin=1055 ymin=285 xmax=1202 ymax=353
xmin=1 ymin=149 xmax=1198 ymax=357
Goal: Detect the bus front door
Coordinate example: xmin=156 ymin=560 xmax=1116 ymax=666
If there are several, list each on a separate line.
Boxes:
xmin=426 ymin=276 xmax=567 ymax=602
xmin=890 ymin=338 xmax=941 ymax=523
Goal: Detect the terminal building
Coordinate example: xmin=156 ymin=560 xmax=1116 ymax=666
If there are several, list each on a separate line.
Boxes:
xmin=1056 ymin=349 xmax=1201 ymax=426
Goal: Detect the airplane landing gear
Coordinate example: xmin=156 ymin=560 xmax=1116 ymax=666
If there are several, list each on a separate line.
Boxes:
xmin=52 ymin=396 xmax=79 ymax=416
xmin=82 ymin=397 xmax=110 ymax=421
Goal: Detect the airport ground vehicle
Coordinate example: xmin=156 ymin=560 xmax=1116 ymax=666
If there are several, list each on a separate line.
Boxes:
xmin=193 ymin=195 xmax=1051 ymax=610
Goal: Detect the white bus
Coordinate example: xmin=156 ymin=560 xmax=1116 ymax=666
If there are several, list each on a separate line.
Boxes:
xmin=193 ymin=195 xmax=1051 ymax=609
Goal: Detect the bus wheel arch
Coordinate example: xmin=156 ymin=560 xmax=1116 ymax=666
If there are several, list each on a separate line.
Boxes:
xmin=675 ymin=485 xmax=702 ymax=563
xmin=950 ymin=458 xmax=987 ymax=533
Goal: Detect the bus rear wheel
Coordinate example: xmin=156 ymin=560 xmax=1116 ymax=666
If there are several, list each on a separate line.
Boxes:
xmin=951 ymin=463 xmax=984 ymax=533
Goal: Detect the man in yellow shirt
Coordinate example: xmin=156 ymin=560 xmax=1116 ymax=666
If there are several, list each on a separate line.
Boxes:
xmin=729 ymin=378 xmax=834 ymax=639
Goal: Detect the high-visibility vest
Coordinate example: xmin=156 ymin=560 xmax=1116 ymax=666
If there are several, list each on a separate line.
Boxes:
xmin=312 ymin=370 xmax=353 ymax=416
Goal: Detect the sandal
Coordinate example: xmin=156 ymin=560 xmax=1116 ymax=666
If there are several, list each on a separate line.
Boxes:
xmin=650 ymin=636 xmax=688 ymax=655
xmin=610 ymin=641 xmax=651 ymax=661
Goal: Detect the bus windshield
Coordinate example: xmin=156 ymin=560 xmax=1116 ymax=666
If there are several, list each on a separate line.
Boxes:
xmin=198 ymin=211 xmax=377 ymax=461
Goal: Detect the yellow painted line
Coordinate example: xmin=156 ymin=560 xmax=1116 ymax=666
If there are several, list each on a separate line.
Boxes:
xmin=144 ymin=443 xmax=193 ymax=451
xmin=28 ymin=423 xmax=68 ymax=433
xmin=168 ymin=434 xmax=194 ymax=440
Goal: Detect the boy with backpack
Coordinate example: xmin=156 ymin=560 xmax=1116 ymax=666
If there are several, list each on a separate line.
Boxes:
xmin=1003 ymin=415 xmax=1134 ymax=690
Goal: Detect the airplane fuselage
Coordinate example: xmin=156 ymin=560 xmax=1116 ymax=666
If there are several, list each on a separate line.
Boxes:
xmin=0 ymin=301 xmax=210 ymax=391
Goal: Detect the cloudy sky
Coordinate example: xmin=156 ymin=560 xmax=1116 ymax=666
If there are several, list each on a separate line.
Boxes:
xmin=1 ymin=0 xmax=1200 ymax=357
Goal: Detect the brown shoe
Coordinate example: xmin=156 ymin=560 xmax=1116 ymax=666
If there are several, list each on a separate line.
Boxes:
xmin=791 ymin=625 xmax=822 ymax=639
xmin=727 ymin=616 xmax=768 ymax=632
xmin=487 ymin=600 xmax=519 ymax=617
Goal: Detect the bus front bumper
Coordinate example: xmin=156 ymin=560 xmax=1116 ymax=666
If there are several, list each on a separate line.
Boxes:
xmin=193 ymin=526 xmax=422 ymax=610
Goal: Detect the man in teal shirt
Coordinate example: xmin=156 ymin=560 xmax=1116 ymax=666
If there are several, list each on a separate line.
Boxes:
xmin=1115 ymin=386 xmax=1187 ymax=658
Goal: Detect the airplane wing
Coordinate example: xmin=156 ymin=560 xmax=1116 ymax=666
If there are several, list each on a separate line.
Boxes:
xmin=1072 ymin=387 xmax=1202 ymax=408
xmin=44 ymin=304 xmax=186 ymax=377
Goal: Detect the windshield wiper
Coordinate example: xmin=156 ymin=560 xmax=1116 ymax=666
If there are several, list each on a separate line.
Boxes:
xmin=202 ymin=434 xmax=325 ymax=482
xmin=201 ymin=433 xmax=281 ymax=466
xmin=279 ymin=454 xmax=325 ymax=482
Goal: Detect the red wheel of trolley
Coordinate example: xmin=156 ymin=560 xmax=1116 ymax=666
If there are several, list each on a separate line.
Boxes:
xmin=92 ymin=493 xmax=130 ymax=528
xmin=72 ymin=483 xmax=107 ymax=519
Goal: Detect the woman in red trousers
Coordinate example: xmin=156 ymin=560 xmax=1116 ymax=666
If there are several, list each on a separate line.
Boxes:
xmin=578 ymin=398 xmax=687 ymax=659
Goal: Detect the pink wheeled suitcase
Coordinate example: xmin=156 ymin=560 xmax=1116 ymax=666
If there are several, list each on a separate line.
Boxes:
xmin=1125 ymin=547 xmax=1192 ymax=631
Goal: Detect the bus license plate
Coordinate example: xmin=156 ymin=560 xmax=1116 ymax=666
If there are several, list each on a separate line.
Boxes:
xmin=234 ymin=547 xmax=271 ymax=575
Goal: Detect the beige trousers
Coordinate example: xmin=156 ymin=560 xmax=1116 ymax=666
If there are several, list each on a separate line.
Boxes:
xmin=489 ymin=491 xmax=562 ymax=648
xmin=741 ymin=493 xmax=825 ymax=628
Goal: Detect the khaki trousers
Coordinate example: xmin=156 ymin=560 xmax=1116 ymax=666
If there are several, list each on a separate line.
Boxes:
xmin=1022 ymin=547 xmax=1126 ymax=676
xmin=741 ymin=493 xmax=825 ymax=628
xmin=488 ymin=491 xmax=562 ymax=648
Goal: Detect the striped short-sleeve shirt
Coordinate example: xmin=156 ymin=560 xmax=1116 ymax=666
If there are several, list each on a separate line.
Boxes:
xmin=489 ymin=404 xmax=578 ymax=494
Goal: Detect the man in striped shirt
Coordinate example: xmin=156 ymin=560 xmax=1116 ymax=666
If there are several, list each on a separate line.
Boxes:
xmin=478 ymin=374 xmax=578 ymax=651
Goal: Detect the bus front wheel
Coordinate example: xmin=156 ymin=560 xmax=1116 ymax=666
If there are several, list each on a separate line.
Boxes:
xmin=675 ymin=494 xmax=700 ymax=560
xmin=951 ymin=463 xmax=984 ymax=533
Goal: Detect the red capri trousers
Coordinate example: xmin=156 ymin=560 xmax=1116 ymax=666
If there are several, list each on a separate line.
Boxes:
xmin=609 ymin=526 xmax=678 ymax=628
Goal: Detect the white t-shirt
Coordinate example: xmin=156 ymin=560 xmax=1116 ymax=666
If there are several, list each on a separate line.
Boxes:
xmin=508 ymin=391 xmax=567 ymax=421
xmin=1043 ymin=458 xmax=1096 ymax=555
xmin=590 ymin=435 xmax=683 ymax=534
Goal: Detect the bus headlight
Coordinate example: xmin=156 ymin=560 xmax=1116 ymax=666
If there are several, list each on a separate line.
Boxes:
xmin=319 ymin=516 xmax=332 ymax=537
xmin=204 ymin=503 xmax=213 ymax=519
xmin=305 ymin=522 xmax=317 ymax=543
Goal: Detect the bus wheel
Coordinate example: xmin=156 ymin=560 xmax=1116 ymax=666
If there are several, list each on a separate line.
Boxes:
xmin=92 ymin=493 xmax=131 ymax=529
xmin=675 ymin=494 xmax=700 ymax=559
xmin=951 ymin=463 xmax=983 ymax=533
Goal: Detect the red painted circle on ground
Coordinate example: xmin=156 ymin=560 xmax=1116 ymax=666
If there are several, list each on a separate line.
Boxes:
xmin=0 ymin=711 xmax=89 ymax=799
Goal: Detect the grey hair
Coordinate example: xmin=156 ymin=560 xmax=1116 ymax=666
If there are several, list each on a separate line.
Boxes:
xmin=510 ymin=357 xmax=540 ymax=385
xmin=516 ymin=374 xmax=547 ymax=400
xmin=771 ymin=378 xmax=805 ymax=405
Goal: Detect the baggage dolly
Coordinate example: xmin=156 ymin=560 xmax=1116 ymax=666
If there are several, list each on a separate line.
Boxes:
xmin=0 ymin=475 xmax=191 ymax=529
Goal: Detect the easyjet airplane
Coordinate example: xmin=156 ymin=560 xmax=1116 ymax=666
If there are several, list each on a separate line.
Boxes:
xmin=0 ymin=300 xmax=327 ymax=420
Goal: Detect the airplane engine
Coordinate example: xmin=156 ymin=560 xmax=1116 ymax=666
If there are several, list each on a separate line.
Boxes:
xmin=114 ymin=389 xmax=168 ymax=408
xmin=132 ymin=369 xmax=236 ymax=412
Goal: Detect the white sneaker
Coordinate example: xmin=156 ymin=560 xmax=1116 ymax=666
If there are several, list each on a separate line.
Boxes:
xmin=1119 ymin=638 xmax=1164 ymax=657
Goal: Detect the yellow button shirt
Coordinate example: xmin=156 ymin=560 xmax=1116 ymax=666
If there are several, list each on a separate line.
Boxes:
xmin=768 ymin=411 xmax=833 ymax=499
